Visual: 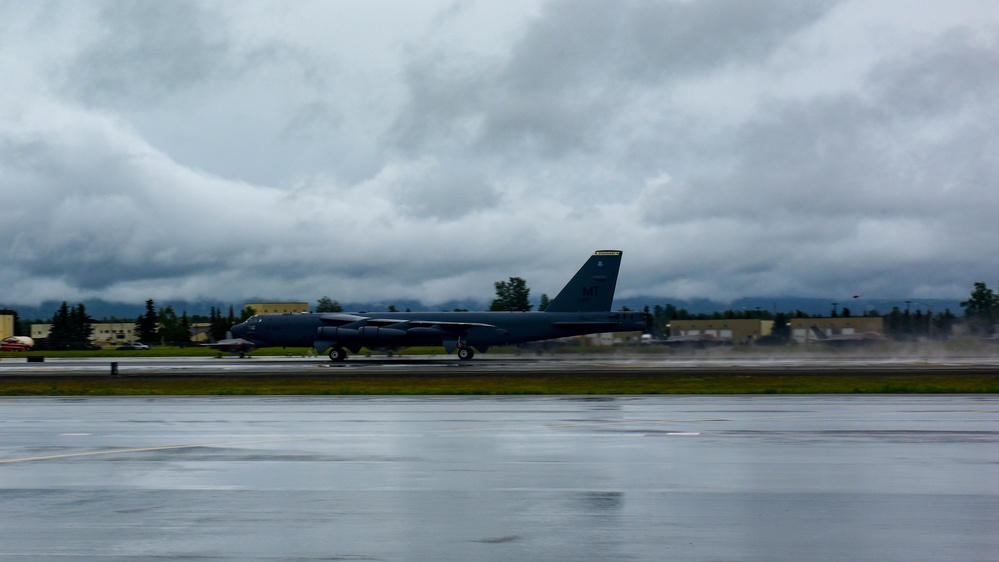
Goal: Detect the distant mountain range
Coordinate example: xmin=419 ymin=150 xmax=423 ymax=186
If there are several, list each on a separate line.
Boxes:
xmin=4 ymin=296 xmax=965 ymax=322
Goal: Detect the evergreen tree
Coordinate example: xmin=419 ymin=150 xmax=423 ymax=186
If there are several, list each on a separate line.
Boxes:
xmin=157 ymin=306 xmax=176 ymax=345
xmin=47 ymin=302 xmax=93 ymax=349
xmin=48 ymin=302 xmax=73 ymax=349
xmin=158 ymin=306 xmax=192 ymax=345
xmin=11 ymin=310 xmax=24 ymax=336
xmin=960 ymin=282 xmax=999 ymax=334
xmin=179 ymin=311 xmax=192 ymax=346
xmin=73 ymin=303 xmax=94 ymax=345
xmin=209 ymin=307 xmax=230 ymax=342
xmin=316 ymin=296 xmax=344 ymax=313
xmin=913 ymin=309 xmax=926 ymax=338
xmin=490 ymin=277 xmax=532 ymax=311
xmin=932 ymin=309 xmax=957 ymax=338
xmin=770 ymin=312 xmax=791 ymax=341
xmin=135 ymin=299 xmax=158 ymax=344
xmin=538 ymin=293 xmax=551 ymax=311
xmin=885 ymin=307 xmax=903 ymax=338
xmin=651 ymin=304 xmax=678 ymax=334
xmin=239 ymin=306 xmax=257 ymax=323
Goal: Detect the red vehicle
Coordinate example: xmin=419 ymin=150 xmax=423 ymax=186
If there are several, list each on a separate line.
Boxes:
xmin=1 ymin=337 xmax=33 ymax=351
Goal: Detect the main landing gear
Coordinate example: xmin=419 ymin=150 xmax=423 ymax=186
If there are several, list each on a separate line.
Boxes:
xmin=328 ymin=347 xmax=347 ymax=362
xmin=455 ymin=341 xmax=474 ymax=360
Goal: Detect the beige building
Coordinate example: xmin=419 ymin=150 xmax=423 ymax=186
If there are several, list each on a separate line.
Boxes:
xmin=245 ymin=302 xmax=310 ymax=314
xmin=190 ymin=322 xmax=213 ymax=343
xmin=0 ymin=310 xmax=15 ymax=341
xmin=579 ymin=331 xmax=645 ymax=346
xmin=788 ymin=316 xmax=884 ymax=344
xmin=668 ymin=319 xmax=775 ymax=344
xmin=32 ymin=322 xmax=139 ymax=347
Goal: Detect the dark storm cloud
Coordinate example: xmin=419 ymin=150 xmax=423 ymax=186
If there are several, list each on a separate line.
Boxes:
xmin=637 ymin=27 xmax=999 ymax=298
xmin=1 ymin=1 xmax=996 ymax=307
xmin=725 ymin=29 xmax=998 ymax=221
xmin=643 ymin=27 xmax=999 ymax=294
xmin=390 ymin=0 xmax=838 ymax=157
xmin=62 ymin=1 xmax=236 ymax=105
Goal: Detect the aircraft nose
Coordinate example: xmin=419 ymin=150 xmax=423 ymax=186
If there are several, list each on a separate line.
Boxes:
xmin=231 ymin=322 xmax=246 ymax=338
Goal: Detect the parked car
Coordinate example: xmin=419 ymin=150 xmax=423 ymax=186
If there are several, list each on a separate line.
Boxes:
xmin=116 ymin=342 xmax=151 ymax=350
xmin=1 ymin=340 xmax=32 ymax=351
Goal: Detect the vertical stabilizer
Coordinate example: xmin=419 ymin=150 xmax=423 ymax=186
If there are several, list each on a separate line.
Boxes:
xmin=544 ymin=250 xmax=623 ymax=313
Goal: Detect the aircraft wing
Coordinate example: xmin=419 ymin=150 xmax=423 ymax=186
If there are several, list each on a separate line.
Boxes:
xmin=315 ymin=314 xmax=497 ymax=356
xmin=319 ymin=313 xmax=374 ymax=324
xmin=319 ymin=314 xmax=495 ymax=332
xmin=395 ymin=319 xmax=495 ymax=330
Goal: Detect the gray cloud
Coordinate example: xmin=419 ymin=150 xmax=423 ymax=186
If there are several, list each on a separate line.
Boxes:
xmin=0 ymin=0 xmax=996 ymax=309
xmin=391 ymin=0 xmax=838 ymax=159
xmin=62 ymin=1 xmax=236 ymax=106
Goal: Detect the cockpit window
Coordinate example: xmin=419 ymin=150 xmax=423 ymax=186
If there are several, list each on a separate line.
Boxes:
xmin=248 ymin=315 xmax=263 ymax=324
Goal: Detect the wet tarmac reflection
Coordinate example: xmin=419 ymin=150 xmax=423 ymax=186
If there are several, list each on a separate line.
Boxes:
xmin=1 ymin=395 xmax=997 ymax=561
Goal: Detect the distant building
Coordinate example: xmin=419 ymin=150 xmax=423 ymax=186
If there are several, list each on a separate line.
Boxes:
xmin=32 ymin=321 xmax=223 ymax=346
xmin=788 ymin=317 xmax=884 ymax=344
xmin=580 ymin=330 xmax=644 ymax=346
xmin=32 ymin=322 xmax=138 ymax=347
xmin=30 ymin=324 xmax=49 ymax=341
xmin=668 ymin=319 xmax=774 ymax=344
xmin=0 ymin=310 xmax=15 ymax=341
xmin=245 ymin=302 xmax=310 ymax=314
xmin=190 ymin=322 xmax=213 ymax=343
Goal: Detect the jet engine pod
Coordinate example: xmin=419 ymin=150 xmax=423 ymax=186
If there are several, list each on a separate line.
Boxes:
xmin=359 ymin=326 xmax=406 ymax=340
xmin=317 ymin=326 xmax=360 ymax=340
xmin=318 ymin=325 xmax=407 ymax=342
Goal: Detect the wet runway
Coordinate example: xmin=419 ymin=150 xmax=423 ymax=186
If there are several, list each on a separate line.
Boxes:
xmin=2 ymin=395 xmax=997 ymax=561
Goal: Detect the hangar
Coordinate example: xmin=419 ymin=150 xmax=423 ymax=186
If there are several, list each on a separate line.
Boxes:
xmin=667 ymin=319 xmax=775 ymax=345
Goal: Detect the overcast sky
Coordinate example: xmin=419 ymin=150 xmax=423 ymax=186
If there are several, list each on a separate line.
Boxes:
xmin=1 ymin=0 xmax=997 ymax=310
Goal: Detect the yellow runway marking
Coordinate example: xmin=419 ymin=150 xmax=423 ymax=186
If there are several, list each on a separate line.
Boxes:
xmin=0 ymin=437 xmax=317 ymax=464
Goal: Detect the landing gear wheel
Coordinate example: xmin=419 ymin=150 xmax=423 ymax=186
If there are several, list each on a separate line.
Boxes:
xmin=328 ymin=347 xmax=347 ymax=362
xmin=457 ymin=347 xmax=474 ymax=360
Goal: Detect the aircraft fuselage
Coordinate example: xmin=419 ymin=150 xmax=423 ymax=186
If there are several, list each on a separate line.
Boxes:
xmin=232 ymin=310 xmax=646 ymax=353
xmin=228 ymin=250 xmax=646 ymax=360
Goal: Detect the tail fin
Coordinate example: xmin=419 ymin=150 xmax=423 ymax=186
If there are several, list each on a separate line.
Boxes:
xmin=544 ymin=250 xmax=623 ymax=313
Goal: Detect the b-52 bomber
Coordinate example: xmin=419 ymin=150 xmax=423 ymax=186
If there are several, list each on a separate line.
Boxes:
xmin=229 ymin=250 xmax=648 ymax=361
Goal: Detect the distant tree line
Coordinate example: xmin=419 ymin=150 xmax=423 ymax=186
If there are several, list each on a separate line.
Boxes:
xmin=46 ymin=302 xmax=95 ymax=349
xmin=9 ymin=280 xmax=998 ymax=349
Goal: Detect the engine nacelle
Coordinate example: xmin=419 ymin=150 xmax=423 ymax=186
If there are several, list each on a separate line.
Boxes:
xmin=317 ymin=325 xmax=406 ymax=342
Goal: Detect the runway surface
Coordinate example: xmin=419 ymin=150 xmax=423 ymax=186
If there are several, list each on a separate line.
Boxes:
xmin=1 ymin=395 xmax=997 ymax=561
